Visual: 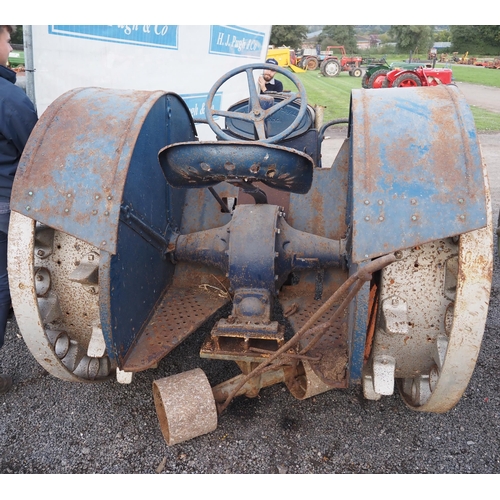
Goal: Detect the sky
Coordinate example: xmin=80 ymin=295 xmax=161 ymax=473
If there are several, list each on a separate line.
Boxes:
xmin=4 ymin=2 xmax=491 ymax=26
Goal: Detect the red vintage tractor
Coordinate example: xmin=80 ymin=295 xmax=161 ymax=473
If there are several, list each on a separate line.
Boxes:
xmin=299 ymin=45 xmax=363 ymax=77
xmin=382 ymin=66 xmax=453 ymax=88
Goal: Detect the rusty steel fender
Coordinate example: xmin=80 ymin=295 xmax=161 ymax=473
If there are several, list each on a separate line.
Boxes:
xmin=10 ymin=87 xmax=198 ymax=365
xmin=349 ymin=84 xmax=488 ymax=263
xmin=10 ymin=87 xmax=196 ymax=255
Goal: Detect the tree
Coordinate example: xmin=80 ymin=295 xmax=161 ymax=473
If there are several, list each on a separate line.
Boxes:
xmin=450 ymin=25 xmax=500 ymax=54
xmin=434 ymin=29 xmax=451 ymax=43
xmin=10 ymin=25 xmax=23 ymax=45
xmin=387 ymin=25 xmax=434 ymax=54
xmin=318 ymin=26 xmax=357 ymax=52
xmin=269 ymin=26 xmax=308 ymax=50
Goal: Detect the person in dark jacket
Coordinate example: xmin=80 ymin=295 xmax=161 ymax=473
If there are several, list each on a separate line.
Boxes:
xmin=258 ymin=58 xmax=284 ymax=93
xmin=0 ymin=25 xmax=38 ymax=394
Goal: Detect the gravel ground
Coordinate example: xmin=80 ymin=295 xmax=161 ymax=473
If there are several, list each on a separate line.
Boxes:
xmin=1 ymin=87 xmax=500 ymax=476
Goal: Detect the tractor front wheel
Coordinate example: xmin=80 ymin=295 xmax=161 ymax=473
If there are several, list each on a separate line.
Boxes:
xmin=351 ymin=68 xmax=362 ymax=78
xmin=320 ymin=59 xmax=341 ymax=77
xmin=392 ymin=73 xmax=422 ymax=88
xmin=368 ymin=69 xmax=389 ymax=88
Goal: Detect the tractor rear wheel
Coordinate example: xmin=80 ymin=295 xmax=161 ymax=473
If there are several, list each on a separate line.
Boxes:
xmin=363 ymin=198 xmax=492 ymax=412
xmin=8 ymin=211 xmax=112 ymax=382
xmin=361 ymin=72 xmax=370 ymax=89
xmin=320 ymin=59 xmax=341 ymax=77
xmin=400 ymin=215 xmax=492 ymax=411
xmin=304 ymin=57 xmax=319 ymax=71
xmin=393 ymin=72 xmax=422 ymax=87
xmin=368 ymin=69 xmax=389 ymax=88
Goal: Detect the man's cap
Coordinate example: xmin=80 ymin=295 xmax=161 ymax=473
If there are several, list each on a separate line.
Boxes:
xmin=266 ymin=58 xmax=279 ymax=66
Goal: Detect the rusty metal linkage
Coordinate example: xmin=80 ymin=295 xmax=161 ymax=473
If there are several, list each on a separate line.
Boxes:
xmin=216 ymin=252 xmax=397 ymax=414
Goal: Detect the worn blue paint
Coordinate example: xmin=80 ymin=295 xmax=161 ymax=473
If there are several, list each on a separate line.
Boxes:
xmin=12 ymin=89 xmax=198 ymax=256
xmin=103 ymin=93 xmax=197 ymax=363
xmin=159 ymin=141 xmax=314 ymax=194
xmin=13 ymin=88 xmax=197 ymax=364
xmin=348 ymin=265 xmax=371 ymax=384
xmin=350 ymin=85 xmax=487 ymax=262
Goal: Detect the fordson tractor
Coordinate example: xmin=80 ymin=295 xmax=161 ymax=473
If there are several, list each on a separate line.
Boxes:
xmin=7 ymin=63 xmax=492 ymax=446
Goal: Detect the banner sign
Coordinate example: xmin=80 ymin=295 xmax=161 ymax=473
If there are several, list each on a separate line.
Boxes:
xmin=30 ymin=25 xmax=271 ymax=138
xmin=181 ymin=93 xmax=223 ymax=121
xmin=48 ymin=25 xmax=179 ymax=50
xmin=209 ymin=25 xmax=265 ymax=58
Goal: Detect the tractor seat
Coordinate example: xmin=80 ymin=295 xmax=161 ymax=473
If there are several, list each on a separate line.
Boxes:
xmin=158 ymin=141 xmax=314 ymax=194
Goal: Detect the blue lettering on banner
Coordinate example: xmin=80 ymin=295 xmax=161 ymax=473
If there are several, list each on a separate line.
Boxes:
xmin=182 ymin=93 xmax=222 ymax=120
xmin=48 ymin=25 xmax=178 ymax=49
xmin=209 ymin=25 xmax=264 ymax=58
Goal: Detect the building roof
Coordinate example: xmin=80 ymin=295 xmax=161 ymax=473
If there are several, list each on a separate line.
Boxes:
xmin=433 ymin=42 xmax=452 ymax=48
xmin=307 ymin=30 xmax=322 ymax=39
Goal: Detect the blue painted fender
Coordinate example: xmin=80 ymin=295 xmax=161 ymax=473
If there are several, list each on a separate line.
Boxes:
xmin=11 ymin=87 xmax=198 ymax=364
xmin=11 ymin=87 xmax=197 ymax=255
xmin=349 ymin=84 xmax=488 ymax=263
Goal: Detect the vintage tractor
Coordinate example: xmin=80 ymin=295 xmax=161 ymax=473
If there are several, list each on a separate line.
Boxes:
xmin=319 ymin=46 xmax=363 ymax=78
xmin=298 ymin=46 xmax=363 ymax=77
xmin=382 ymin=66 xmax=453 ymax=88
xmin=361 ymin=62 xmax=433 ymax=89
xmin=7 ymin=63 xmax=492 ymax=446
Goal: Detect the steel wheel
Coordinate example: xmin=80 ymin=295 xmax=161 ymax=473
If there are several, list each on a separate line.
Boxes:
xmin=8 ymin=211 xmax=112 ymax=382
xmin=363 ymin=177 xmax=492 ymax=412
xmin=399 ymin=209 xmax=492 ymax=411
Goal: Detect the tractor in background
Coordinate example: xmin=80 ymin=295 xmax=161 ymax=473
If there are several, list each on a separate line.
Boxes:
xmin=319 ymin=46 xmax=363 ymax=77
xmin=382 ymin=65 xmax=453 ymax=87
xmin=266 ymin=47 xmax=305 ymax=73
xmin=8 ymin=62 xmax=492 ymax=447
xmin=298 ymin=46 xmax=363 ymax=78
xmin=362 ymin=61 xmax=434 ymax=89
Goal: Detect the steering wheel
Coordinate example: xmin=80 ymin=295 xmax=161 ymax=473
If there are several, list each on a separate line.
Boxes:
xmin=205 ymin=63 xmax=308 ymax=144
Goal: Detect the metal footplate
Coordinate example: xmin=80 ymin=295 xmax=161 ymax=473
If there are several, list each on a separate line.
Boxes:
xmin=123 ymin=283 xmax=230 ymax=371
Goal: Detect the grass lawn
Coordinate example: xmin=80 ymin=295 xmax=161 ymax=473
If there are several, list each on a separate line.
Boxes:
xmin=437 ymin=63 xmax=500 ymax=88
xmin=277 ymin=63 xmax=500 ymax=132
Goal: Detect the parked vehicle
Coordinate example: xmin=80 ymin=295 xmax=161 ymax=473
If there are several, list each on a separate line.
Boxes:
xmin=319 ymin=46 xmax=363 ymax=77
xmin=298 ymin=46 xmax=363 ymax=77
xmin=382 ymin=66 xmax=453 ymax=87
xmin=9 ymin=61 xmax=491 ymax=447
xmin=8 ymin=47 xmax=25 ymax=68
xmin=362 ymin=62 xmax=433 ymax=89
xmin=266 ymin=47 xmax=305 ymax=73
